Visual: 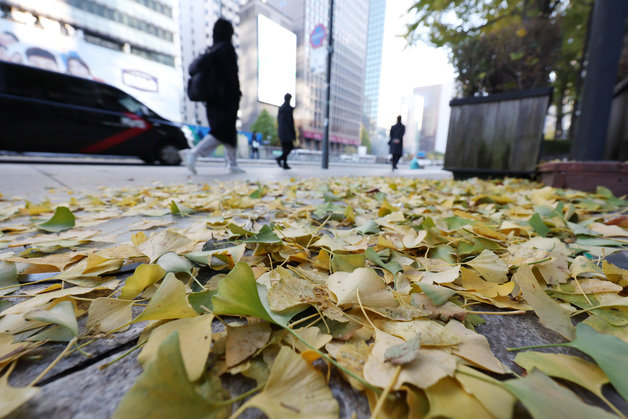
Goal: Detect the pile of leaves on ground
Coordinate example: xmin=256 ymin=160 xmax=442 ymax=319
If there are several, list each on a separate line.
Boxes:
xmin=0 ymin=176 xmax=627 ymax=418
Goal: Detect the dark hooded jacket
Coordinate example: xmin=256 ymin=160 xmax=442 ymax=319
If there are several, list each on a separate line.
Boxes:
xmin=192 ymin=19 xmax=241 ymax=146
xmin=388 ymin=122 xmax=405 ymax=155
xmin=277 ymin=99 xmax=296 ymax=145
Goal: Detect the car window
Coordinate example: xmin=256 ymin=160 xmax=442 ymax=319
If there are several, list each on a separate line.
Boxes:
xmin=0 ymin=64 xmax=47 ymax=100
xmin=98 ymin=85 xmax=155 ymax=116
xmin=46 ymin=76 xmax=98 ymax=108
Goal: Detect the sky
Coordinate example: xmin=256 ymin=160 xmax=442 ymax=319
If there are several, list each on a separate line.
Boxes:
xmin=377 ymin=0 xmax=456 ymax=152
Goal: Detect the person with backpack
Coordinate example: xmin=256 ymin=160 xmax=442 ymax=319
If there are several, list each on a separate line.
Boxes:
xmin=179 ymin=18 xmax=244 ymax=174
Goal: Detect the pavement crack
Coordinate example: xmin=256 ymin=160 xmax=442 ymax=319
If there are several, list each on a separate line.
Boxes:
xmin=38 ymin=339 xmax=138 ymax=386
xmin=32 ymin=166 xmax=73 ymax=191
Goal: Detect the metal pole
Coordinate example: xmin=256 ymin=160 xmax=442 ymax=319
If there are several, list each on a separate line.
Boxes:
xmin=570 ymin=0 xmax=628 ymax=161
xmin=322 ymin=0 xmax=334 ymax=169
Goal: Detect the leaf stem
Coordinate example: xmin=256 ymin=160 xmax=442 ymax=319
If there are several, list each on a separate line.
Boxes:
xmin=0 ymin=277 xmax=53 ymax=291
xmin=216 ymin=381 xmax=265 ymax=407
xmin=598 ymin=392 xmax=627 ymax=419
xmin=469 ymin=310 xmax=526 ymax=315
xmin=371 ymin=365 xmax=401 ymax=419
xmin=284 ymin=326 xmax=381 ymax=395
xmin=99 ymin=340 xmax=146 ymax=370
xmin=506 ymin=343 xmax=566 ymax=352
xmin=30 ymin=337 xmax=77 ymax=386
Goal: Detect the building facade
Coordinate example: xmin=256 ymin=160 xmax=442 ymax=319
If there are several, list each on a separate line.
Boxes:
xmin=265 ymin=0 xmax=369 ymax=154
xmin=406 ymin=84 xmax=443 ymax=154
xmin=238 ymin=0 xmax=295 ymax=132
xmin=0 ymin=0 xmax=182 ymax=121
xmin=363 ymin=0 xmax=386 ymax=132
xmin=178 ymin=0 xmax=241 ymax=126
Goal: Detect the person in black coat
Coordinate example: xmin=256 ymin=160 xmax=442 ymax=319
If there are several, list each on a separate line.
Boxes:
xmin=276 ymin=93 xmax=296 ymax=170
xmin=179 ymin=18 xmax=244 ymax=175
xmin=388 ymin=115 xmax=405 ymax=171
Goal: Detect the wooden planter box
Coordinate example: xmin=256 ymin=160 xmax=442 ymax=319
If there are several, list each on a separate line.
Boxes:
xmin=444 ymin=88 xmax=552 ymax=179
xmin=538 ymin=161 xmax=628 ymax=196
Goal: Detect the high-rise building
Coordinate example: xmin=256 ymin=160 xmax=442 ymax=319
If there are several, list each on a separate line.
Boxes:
xmin=264 ymin=0 xmax=369 ymax=154
xmin=0 ymin=0 xmax=181 ymax=120
xmin=178 ymin=0 xmax=241 ymax=126
xmin=363 ymin=0 xmax=386 ymax=132
xmin=238 ymin=0 xmax=295 ymax=132
xmin=406 ymin=84 xmax=443 ymax=154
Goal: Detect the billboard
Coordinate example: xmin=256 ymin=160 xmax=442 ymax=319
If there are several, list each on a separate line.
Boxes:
xmin=0 ymin=18 xmax=182 ymax=122
xmin=257 ymin=14 xmax=296 ymax=107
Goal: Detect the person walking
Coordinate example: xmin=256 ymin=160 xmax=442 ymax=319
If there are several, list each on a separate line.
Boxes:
xmin=388 ymin=115 xmax=405 ymax=171
xmin=276 ymin=93 xmax=296 ymax=170
xmin=249 ymin=131 xmax=260 ymax=159
xmin=179 ymin=18 xmax=244 ymax=175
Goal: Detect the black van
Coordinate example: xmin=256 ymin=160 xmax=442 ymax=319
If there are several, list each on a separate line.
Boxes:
xmin=0 ymin=61 xmax=187 ymax=165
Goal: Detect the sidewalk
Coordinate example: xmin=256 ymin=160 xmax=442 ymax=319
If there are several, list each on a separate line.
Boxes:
xmin=0 ymin=160 xmax=451 ymax=200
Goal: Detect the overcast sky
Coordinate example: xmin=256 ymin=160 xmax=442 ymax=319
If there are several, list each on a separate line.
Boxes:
xmin=376 ymin=0 xmax=456 ymax=151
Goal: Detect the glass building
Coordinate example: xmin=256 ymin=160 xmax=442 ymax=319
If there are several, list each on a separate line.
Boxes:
xmin=266 ymin=0 xmax=369 ymax=153
xmin=363 ymin=0 xmax=386 ymax=132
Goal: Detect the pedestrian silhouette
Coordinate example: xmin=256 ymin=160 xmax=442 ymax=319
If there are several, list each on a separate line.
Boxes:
xmin=250 ymin=131 xmax=260 ymax=159
xmin=276 ymin=93 xmax=295 ymax=170
xmin=179 ymin=18 xmax=244 ymax=174
xmin=388 ymin=115 xmax=405 ymax=171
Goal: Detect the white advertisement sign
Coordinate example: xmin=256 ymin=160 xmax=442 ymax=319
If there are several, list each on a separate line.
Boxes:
xmin=257 ymin=14 xmax=296 ymax=107
xmin=0 ymin=18 xmax=182 ymax=122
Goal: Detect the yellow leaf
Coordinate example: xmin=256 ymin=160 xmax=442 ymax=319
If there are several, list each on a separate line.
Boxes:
xmin=363 ymin=330 xmax=456 ymax=390
xmin=445 ymin=319 xmax=508 ymax=374
xmin=602 ymin=260 xmax=628 ymax=287
xmin=455 ymin=365 xmax=515 ymax=419
xmin=131 ymin=231 xmax=147 ymax=246
xmin=83 ymin=254 xmax=123 ymax=274
xmin=264 ymin=267 xmax=316 ymax=312
xmin=238 ymin=346 xmax=339 ymax=418
xmin=138 ymin=315 xmax=213 ymax=382
xmin=119 ymin=264 xmax=166 ymax=300
xmin=225 ymin=322 xmax=271 ymax=368
xmin=373 ymin=319 xmax=461 ymax=347
xmin=137 ymin=229 xmax=193 ymax=263
xmin=425 ymin=377 xmax=493 ymax=418
xmin=465 ymin=250 xmax=508 ymax=283
xmin=460 ymin=267 xmax=514 ymax=298
xmin=378 ymin=199 xmax=395 ymax=217
xmin=326 ymin=267 xmax=397 ymax=308
xmin=133 ymin=273 xmax=198 ymax=322
xmin=513 ymin=264 xmax=575 ymax=340
xmin=284 ymin=326 xmax=332 ymax=352
xmin=86 ymin=298 xmax=134 ymax=334
xmin=0 ymin=368 xmax=39 ymax=417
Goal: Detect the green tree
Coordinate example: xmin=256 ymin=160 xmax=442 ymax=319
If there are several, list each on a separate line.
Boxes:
xmin=360 ymin=125 xmax=372 ymax=154
xmin=406 ymin=0 xmax=592 ymax=139
xmin=250 ymin=109 xmax=279 ymax=146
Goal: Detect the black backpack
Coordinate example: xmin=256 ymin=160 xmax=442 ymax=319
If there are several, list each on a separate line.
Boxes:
xmin=187 ymin=52 xmax=212 ymax=102
xmin=187 ymin=43 xmax=228 ymax=102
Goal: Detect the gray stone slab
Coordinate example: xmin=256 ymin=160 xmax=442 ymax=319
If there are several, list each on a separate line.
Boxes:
xmin=8 ymin=346 xmax=143 ymax=419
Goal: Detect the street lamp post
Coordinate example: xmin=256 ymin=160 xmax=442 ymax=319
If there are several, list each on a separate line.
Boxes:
xmin=322 ymin=0 xmax=334 ymax=169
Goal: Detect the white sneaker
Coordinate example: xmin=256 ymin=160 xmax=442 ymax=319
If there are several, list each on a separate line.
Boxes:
xmin=228 ymin=166 xmax=246 ymax=174
xmin=179 ymin=149 xmax=197 ymax=175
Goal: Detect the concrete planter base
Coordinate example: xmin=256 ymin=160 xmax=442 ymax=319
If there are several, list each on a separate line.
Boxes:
xmin=538 ymin=161 xmax=628 ymax=196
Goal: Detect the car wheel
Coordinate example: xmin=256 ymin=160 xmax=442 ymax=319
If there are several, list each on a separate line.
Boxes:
xmin=156 ymin=143 xmax=181 ymax=165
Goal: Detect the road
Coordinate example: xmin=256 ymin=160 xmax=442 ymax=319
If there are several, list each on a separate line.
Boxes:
xmin=0 ymin=156 xmax=451 ymax=200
